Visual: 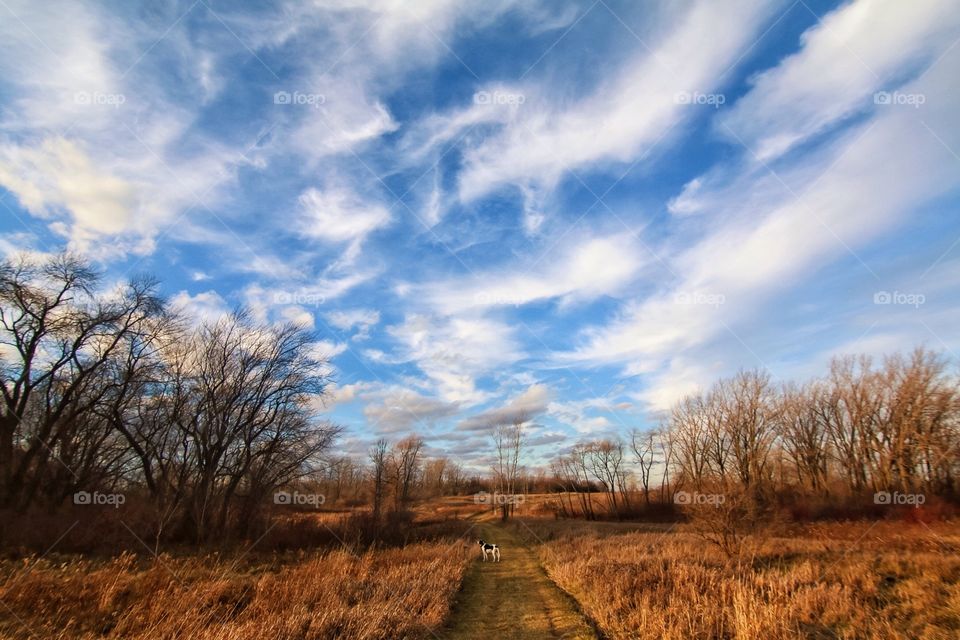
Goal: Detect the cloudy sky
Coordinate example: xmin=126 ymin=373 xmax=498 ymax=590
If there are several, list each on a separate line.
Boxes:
xmin=1 ymin=0 xmax=958 ymax=468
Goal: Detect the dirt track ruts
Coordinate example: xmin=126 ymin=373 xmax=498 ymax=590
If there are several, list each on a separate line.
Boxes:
xmin=442 ymin=519 xmax=598 ymax=640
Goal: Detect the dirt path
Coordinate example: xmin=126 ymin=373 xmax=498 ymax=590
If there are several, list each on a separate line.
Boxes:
xmin=442 ymin=521 xmax=598 ymax=640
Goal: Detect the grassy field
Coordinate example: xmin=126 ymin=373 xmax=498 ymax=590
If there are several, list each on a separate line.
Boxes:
xmin=0 ymin=540 xmax=469 ymax=639
xmin=525 ymin=519 xmax=960 ymax=640
xmin=2 ymin=500 xmax=958 ymax=639
xmin=443 ymin=521 xmax=596 ymax=640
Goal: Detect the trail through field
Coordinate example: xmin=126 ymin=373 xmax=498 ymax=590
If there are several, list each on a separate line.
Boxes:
xmin=442 ymin=520 xmax=598 ymax=640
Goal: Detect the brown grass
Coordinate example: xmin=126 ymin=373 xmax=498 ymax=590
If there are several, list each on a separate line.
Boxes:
xmin=532 ymin=519 xmax=960 ymax=639
xmin=0 ymin=540 xmax=470 ymax=639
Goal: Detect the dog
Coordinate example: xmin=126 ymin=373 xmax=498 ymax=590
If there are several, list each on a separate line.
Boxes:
xmin=477 ymin=539 xmax=500 ymax=562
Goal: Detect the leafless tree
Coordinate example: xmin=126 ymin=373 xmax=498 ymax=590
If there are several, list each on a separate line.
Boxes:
xmin=422 ymin=457 xmax=449 ymax=497
xmin=631 ymin=429 xmax=657 ymax=506
xmin=720 ymin=370 xmax=778 ymax=493
xmin=586 ymin=439 xmax=626 ymax=518
xmin=391 ymin=435 xmax=423 ymax=511
xmin=657 ymin=426 xmax=675 ymax=503
xmin=777 ymin=382 xmax=830 ymax=492
xmin=0 ymin=253 xmax=165 ymax=510
xmin=671 ymin=394 xmax=712 ymax=491
xmin=492 ymin=414 xmax=526 ymax=520
xmin=369 ymin=439 xmax=388 ymax=523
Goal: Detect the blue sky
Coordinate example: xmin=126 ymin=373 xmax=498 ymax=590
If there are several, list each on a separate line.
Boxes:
xmin=1 ymin=0 xmax=959 ymax=469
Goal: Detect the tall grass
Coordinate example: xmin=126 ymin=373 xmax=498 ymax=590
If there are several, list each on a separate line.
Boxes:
xmin=536 ymin=520 xmax=960 ymax=639
xmin=0 ymin=540 xmax=470 ymax=639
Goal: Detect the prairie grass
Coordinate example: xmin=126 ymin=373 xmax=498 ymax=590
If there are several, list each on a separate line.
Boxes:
xmin=0 ymin=540 xmax=470 ymax=639
xmin=534 ymin=519 xmax=960 ymax=640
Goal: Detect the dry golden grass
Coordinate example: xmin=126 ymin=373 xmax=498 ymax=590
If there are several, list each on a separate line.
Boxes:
xmin=531 ymin=519 xmax=960 ymax=639
xmin=0 ymin=540 xmax=470 ymax=639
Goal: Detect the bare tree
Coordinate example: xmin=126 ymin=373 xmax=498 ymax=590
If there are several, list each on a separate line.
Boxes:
xmin=778 ymin=382 xmax=830 ymax=492
xmin=492 ymin=414 xmax=526 ymax=520
xmin=720 ymin=370 xmax=777 ymax=493
xmin=0 ymin=253 xmax=165 ymax=510
xmin=587 ymin=439 xmax=626 ymax=518
xmin=422 ymin=457 xmax=449 ymax=497
xmin=391 ymin=435 xmax=423 ymax=511
xmin=569 ymin=443 xmax=598 ymax=519
xmin=657 ymin=426 xmax=675 ymax=504
xmin=631 ymin=429 xmax=657 ymax=506
xmin=369 ymin=439 xmax=388 ymax=524
xmin=671 ymin=394 xmax=712 ymax=492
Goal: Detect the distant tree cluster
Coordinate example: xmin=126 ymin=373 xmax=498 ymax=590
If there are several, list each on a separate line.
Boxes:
xmin=310 ymin=436 xmax=473 ymax=512
xmin=668 ymin=351 xmax=958 ymax=500
xmin=549 ymin=348 xmax=960 ymax=521
xmin=0 ymin=253 xmax=340 ymax=541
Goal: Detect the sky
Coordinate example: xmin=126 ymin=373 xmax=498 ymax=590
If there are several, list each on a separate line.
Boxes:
xmin=1 ymin=0 xmax=959 ymax=470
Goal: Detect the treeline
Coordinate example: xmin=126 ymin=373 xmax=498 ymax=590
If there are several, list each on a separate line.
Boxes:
xmin=315 ymin=436 xmax=482 ymax=511
xmin=550 ymin=348 xmax=960 ymax=519
xmin=0 ymin=253 xmax=339 ymax=542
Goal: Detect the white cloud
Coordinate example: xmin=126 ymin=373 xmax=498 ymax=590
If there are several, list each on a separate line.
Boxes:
xmin=387 ymin=313 xmax=524 ymax=405
xmin=448 ymin=0 xmax=781 ymax=204
xmin=0 ymin=0 xmax=249 ymax=257
xmin=309 ymin=339 xmax=348 ymax=360
xmin=278 ymin=304 xmax=315 ymax=328
xmin=169 ymin=290 xmax=230 ymax=325
xmin=325 ymin=380 xmax=377 ymax=407
xmin=458 ymin=384 xmax=551 ymax=431
xmin=0 ymin=138 xmax=137 ymax=244
xmin=547 ymin=396 xmax=634 ymax=434
xmin=363 ymin=348 xmax=389 ymax=362
xmin=290 ymin=88 xmax=399 ymax=159
xmin=243 ymin=271 xmax=375 ymax=326
xmin=324 ymin=308 xmax=381 ymax=340
xmin=255 ymin=0 xmax=577 ymax=164
xmin=298 ymin=186 xmax=391 ymax=263
xmin=630 ymin=358 xmax=719 ymax=412
xmin=563 ymin=25 xmax=960 ymax=410
xmin=423 ymin=233 xmax=643 ymax=313
xmin=719 ymin=0 xmax=960 ymax=162
xmin=362 ymin=387 xmax=460 ymax=433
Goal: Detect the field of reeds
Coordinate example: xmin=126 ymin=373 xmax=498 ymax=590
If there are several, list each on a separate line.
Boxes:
xmin=0 ymin=540 xmax=470 ymax=640
xmin=530 ymin=519 xmax=960 ymax=640
xmin=4 ymin=499 xmax=958 ymax=640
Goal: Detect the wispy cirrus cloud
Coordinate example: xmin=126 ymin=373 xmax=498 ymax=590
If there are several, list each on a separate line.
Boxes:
xmin=2 ymin=0 xmax=959 ymax=468
xmin=450 ymin=0 xmax=785 ymax=205
xmin=718 ymin=0 xmax=960 ymax=162
xmin=563 ymin=8 xmax=960 ymax=409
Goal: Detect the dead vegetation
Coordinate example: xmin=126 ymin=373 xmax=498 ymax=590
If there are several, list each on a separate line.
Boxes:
xmin=535 ymin=519 xmax=960 ymax=640
xmin=0 ymin=540 xmax=470 ymax=640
